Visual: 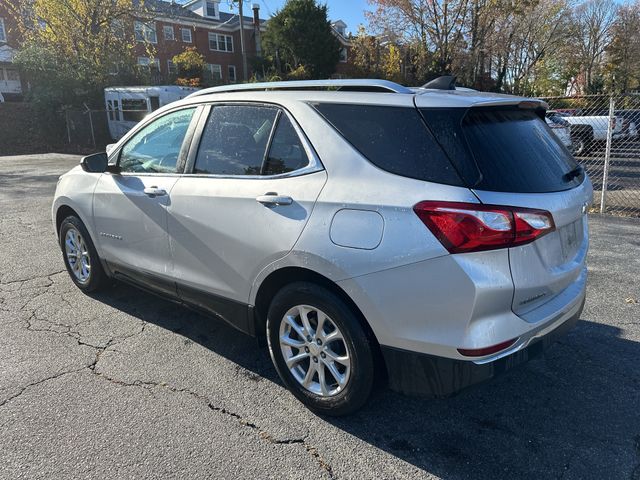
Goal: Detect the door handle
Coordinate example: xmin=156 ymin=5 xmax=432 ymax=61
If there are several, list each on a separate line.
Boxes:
xmin=256 ymin=193 xmax=293 ymax=207
xmin=143 ymin=186 xmax=167 ymax=197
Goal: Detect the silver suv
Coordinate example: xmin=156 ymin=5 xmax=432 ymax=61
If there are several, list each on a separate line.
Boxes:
xmin=52 ymin=78 xmax=591 ymax=415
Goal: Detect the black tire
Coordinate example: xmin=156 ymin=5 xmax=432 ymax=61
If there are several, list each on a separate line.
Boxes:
xmin=266 ymin=282 xmax=375 ymax=416
xmin=59 ymin=215 xmax=108 ymax=292
xmin=571 ymin=125 xmax=593 ymax=156
xmin=573 ymin=137 xmax=587 ymax=156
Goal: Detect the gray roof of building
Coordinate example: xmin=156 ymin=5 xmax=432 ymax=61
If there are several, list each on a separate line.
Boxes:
xmin=141 ymin=0 xmax=265 ymax=27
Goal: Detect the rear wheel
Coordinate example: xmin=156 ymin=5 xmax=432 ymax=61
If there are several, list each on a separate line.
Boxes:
xmin=573 ymin=136 xmax=590 ymax=156
xmin=59 ymin=215 xmax=108 ymax=292
xmin=266 ymin=282 xmax=375 ymax=416
xmin=572 ymin=126 xmax=593 ymax=156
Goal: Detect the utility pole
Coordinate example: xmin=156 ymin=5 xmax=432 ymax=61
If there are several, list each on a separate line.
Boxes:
xmin=237 ymin=0 xmax=248 ymax=81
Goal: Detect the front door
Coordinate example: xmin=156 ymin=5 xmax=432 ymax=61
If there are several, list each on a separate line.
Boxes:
xmin=167 ymin=104 xmax=327 ymax=323
xmin=93 ymin=107 xmax=198 ymax=295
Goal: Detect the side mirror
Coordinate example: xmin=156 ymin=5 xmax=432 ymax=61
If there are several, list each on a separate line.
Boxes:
xmin=80 ymin=152 xmax=108 ymax=173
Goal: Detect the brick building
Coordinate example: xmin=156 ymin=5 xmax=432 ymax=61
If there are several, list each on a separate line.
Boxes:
xmin=0 ymin=4 xmax=24 ymax=100
xmin=0 ymin=0 xmax=356 ymax=99
xmin=136 ymin=0 xmax=266 ymax=85
xmin=138 ymin=1 xmax=356 ymax=84
xmin=331 ymin=20 xmax=355 ymax=79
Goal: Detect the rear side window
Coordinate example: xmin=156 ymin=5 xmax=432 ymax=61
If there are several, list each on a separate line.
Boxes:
xmin=264 ymin=115 xmax=310 ymax=175
xmin=422 ymin=107 xmax=582 ymax=193
xmin=313 ymin=103 xmax=463 ymax=185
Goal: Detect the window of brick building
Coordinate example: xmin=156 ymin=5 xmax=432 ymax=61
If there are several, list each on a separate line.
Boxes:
xmin=137 ymin=56 xmax=160 ymax=70
xmin=207 ymin=64 xmax=222 ymax=81
xmin=208 ymin=33 xmax=233 ymax=52
xmin=168 ymin=60 xmax=177 ymax=76
xmin=206 ymin=1 xmax=219 ymax=18
xmin=135 ymin=21 xmax=157 ymax=44
xmin=0 ymin=18 xmax=7 ymax=43
xmin=181 ymin=28 xmax=192 ymax=43
xmin=339 ymin=47 xmax=348 ymax=63
xmin=163 ymin=25 xmax=175 ymax=41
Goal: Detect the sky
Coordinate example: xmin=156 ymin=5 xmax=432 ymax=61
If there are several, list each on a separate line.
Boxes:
xmin=219 ymin=0 xmax=371 ymax=34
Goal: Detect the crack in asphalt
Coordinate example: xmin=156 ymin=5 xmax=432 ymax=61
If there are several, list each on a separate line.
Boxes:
xmin=90 ymin=370 xmax=335 ymax=479
xmin=0 ymin=366 xmax=90 ymax=408
xmin=0 ymin=270 xmax=65 ymax=288
xmin=1 ymin=272 xmax=337 ymax=479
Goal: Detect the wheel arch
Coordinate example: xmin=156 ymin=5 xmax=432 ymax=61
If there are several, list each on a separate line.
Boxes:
xmin=54 ymin=202 xmax=105 ymax=262
xmin=55 ymin=204 xmax=81 ymax=235
xmin=253 ymin=266 xmax=386 ymax=378
xmin=255 ymin=266 xmax=380 ymax=349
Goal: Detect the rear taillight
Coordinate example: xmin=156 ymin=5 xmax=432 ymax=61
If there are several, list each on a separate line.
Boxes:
xmin=413 ymin=201 xmax=555 ymax=254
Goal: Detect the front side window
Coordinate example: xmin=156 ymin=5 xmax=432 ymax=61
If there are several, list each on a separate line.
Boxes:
xmin=134 ymin=21 xmax=157 ymax=44
xmin=119 ymin=108 xmax=196 ymax=174
xmin=194 ymin=105 xmax=278 ymax=175
xmin=181 ymin=28 xmax=192 ymax=43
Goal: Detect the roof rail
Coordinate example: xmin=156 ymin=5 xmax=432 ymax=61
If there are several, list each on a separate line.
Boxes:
xmin=186 ymin=79 xmax=413 ymax=98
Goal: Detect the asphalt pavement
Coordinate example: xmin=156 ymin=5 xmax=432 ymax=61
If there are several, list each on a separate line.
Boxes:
xmin=1 ymin=154 xmax=639 ymax=479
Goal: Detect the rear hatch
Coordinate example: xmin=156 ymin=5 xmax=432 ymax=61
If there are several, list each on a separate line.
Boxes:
xmin=417 ymin=99 xmax=592 ymax=316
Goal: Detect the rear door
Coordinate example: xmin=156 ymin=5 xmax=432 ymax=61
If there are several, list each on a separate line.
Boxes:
xmin=420 ymin=105 xmax=592 ymax=316
xmin=167 ymin=103 xmax=327 ymax=321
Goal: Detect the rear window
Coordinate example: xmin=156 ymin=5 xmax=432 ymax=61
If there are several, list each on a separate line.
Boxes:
xmin=312 ymin=104 xmax=464 ymax=186
xmin=421 ymin=107 xmax=583 ymax=193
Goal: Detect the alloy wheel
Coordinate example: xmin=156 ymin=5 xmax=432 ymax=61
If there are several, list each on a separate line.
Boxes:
xmin=278 ymin=304 xmax=351 ymax=397
xmin=64 ymin=227 xmax=91 ymax=284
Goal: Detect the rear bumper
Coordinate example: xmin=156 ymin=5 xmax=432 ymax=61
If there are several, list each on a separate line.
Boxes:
xmin=382 ymin=295 xmax=584 ymax=397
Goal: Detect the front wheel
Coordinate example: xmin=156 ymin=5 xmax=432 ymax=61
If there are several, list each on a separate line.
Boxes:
xmin=266 ymin=282 xmax=376 ymax=416
xmin=59 ymin=215 xmax=108 ymax=292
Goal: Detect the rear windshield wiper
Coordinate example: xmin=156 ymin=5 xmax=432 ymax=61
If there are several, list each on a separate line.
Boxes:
xmin=563 ymin=164 xmax=584 ymax=182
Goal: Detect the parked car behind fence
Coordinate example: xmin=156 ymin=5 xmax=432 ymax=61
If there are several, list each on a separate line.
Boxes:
xmin=541 ymin=94 xmax=640 ymax=216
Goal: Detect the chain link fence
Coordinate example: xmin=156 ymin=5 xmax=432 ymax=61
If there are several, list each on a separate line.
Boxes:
xmin=64 ymin=108 xmax=147 ymax=151
xmin=64 ymin=108 xmax=111 ymax=150
xmin=541 ymin=93 xmax=640 ymax=217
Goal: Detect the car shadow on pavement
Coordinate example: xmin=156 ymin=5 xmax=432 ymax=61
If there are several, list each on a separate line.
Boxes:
xmin=91 ymin=283 xmax=640 ymax=479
